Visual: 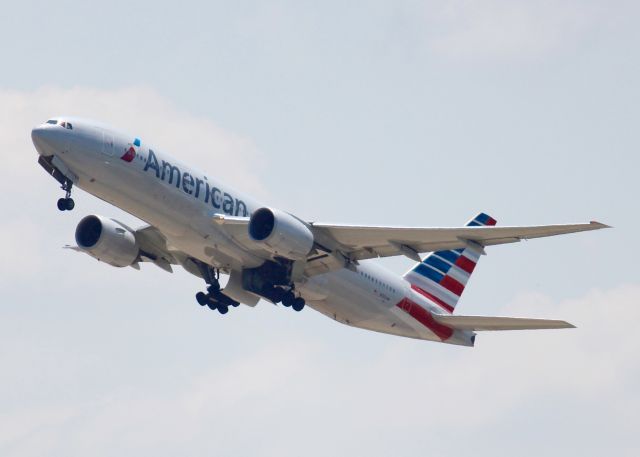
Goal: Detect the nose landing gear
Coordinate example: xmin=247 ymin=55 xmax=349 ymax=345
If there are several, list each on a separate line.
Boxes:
xmin=56 ymin=180 xmax=75 ymax=211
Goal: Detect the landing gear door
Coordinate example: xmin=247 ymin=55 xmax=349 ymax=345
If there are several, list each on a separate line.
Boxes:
xmin=224 ymin=270 xmax=260 ymax=306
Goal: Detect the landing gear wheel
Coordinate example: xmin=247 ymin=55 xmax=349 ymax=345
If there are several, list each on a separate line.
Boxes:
xmin=270 ymin=287 xmax=286 ymax=303
xmin=196 ymin=292 xmax=208 ymax=306
xmin=217 ymin=304 xmax=229 ymax=315
xmin=292 ymin=297 xmax=306 ymax=312
xmin=207 ymin=301 xmax=218 ymax=311
xmin=282 ymin=291 xmax=295 ymax=308
xmin=57 ymin=198 xmax=75 ymax=211
xmin=57 ymin=180 xmax=74 ymax=211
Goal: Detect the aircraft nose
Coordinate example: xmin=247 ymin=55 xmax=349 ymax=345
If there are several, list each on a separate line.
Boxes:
xmin=32 ymin=124 xmax=64 ymax=156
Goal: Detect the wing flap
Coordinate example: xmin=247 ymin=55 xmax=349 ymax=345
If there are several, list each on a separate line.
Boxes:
xmin=432 ymin=315 xmax=575 ymax=331
xmin=133 ymin=225 xmax=180 ymax=271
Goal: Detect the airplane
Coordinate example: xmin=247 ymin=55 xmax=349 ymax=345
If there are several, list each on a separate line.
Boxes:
xmin=31 ymin=116 xmax=608 ymax=347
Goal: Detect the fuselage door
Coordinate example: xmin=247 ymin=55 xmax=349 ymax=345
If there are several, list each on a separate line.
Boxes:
xmin=96 ymin=129 xmax=115 ymax=157
xmin=101 ymin=131 xmax=115 ymax=156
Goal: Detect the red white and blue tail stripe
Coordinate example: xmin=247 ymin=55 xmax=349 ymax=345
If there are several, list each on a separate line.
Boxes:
xmin=403 ymin=212 xmax=497 ymax=313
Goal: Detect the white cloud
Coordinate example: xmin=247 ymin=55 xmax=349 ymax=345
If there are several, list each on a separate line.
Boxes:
xmin=0 ymin=86 xmax=265 ymax=194
xmin=0 ymin=218 xmax=46 ymax=279
xmin=2 ymin=284 xmax=639 ymax=456
xmin=420 ymin=0 xmax=605 ymax=61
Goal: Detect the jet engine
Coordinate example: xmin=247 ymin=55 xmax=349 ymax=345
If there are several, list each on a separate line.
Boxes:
xmin=75 ymin=215 xmax=139 ymax=267
xmin=248 ymin=207 xmax=314 ymax=260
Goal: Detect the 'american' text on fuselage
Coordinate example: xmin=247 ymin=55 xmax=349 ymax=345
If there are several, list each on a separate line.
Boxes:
xmin=143 ymin=149 xmax=248 ymax=216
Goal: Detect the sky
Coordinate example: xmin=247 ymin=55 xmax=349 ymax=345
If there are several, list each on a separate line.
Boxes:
xmin=1 ymin=0 xmax=639 ymax=455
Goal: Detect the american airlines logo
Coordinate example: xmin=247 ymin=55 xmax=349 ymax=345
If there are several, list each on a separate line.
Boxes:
xmin=143 ymin=149 xmax=248 ymax=216
xmin=120 ymin=137 xmax=140 ymax=163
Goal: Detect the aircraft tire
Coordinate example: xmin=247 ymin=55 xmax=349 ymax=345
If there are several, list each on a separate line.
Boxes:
xmin=196 ymin=292 xmax=208 ymax=306
xmin=282 ymin=291 xmax=295 ymax=307
xmin=270 ymin=287 xmax=286 ymax=303
xmin=57 ymin=198 xmax=67 ymax=211
xmin=218 ymin=304 xmax=229 ymax=315
xmin=292 ymin=298 xmax=305 ymax=312
xmin=65 ymin=198 xmax=75 ymax=210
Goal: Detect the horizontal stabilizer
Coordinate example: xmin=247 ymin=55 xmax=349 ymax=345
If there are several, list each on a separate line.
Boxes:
xmin=432 ymin=314 xmax=575 ymax=331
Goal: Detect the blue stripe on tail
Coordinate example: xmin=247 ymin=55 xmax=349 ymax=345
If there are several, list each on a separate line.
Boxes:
xmin=403 ymin=212 xmax=497 ymax=311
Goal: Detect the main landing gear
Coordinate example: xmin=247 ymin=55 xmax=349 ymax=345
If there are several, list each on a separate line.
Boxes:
xmin=56 ymin=180 xmax=75 ymax=211
xmin=196 ymin=289 xmax=240 ymax=315
xmin=195 ymin=264 xmax=240 ymax=315
xmin=261 ymin=286 xmax=305 ymax=312
xmin=250 ymin=283 xmax=305 ymax=312
xmin=241 ymin=261 xmax=306 ymax=312
xmin=193 ymin=260 xmax=307 ymax=315
xmin=280 ymin=289 xmax=306 ymax=312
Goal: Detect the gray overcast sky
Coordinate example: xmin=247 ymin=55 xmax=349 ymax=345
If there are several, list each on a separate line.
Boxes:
xmin=1 ymin=1 xmax=639 ymax=456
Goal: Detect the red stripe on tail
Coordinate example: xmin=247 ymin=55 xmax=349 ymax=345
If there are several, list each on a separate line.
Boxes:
xmin=411 ymin=284 xmax=454 ymax=313
xmin=455 ymin=255 xmax=476 ymax=274
xmin=396 ymin=298 xmax=454 ymax=341
xmin=439 ymin=275 xmax=465 ymax=296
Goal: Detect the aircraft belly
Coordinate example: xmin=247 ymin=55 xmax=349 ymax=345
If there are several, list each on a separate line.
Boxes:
xmin=306 ymin=298 xmax=428 ymax=340
xmin=304 ymin=270 xmax=379 ymax=322
xmin=301 ymin=268 xmax=426 ymax=340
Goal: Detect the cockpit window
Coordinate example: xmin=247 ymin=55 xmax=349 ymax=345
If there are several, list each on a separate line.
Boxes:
xmin=45 ymin=119 xmax=72 ymax=129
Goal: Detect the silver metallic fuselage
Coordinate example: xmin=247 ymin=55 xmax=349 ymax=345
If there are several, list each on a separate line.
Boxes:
xmin=32 ymin=117 xmax=473 ymax=346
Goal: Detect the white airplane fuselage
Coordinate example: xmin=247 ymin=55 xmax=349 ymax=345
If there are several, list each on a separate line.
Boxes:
xmin=30 ymin=117 xmax=478 ymax=346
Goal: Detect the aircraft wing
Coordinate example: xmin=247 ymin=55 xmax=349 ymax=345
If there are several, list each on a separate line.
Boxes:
xmin=310 ymin=221 xmax=609 ymax=262
xmin=133 ymin=225 xmax=180 ymax=272
xmin=215 ymin=215 xmax=608 ymax=276
xmin=432 ymin=315 xmax=575 ymax=331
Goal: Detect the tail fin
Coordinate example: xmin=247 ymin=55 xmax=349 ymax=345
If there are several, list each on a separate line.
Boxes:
xmin=403 ymin=212 xmax=497 ymax=313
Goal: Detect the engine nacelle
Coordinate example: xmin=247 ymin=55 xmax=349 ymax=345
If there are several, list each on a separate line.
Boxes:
xmin=248 ymin=207 xmax=314 ymax=260
xmin=75 ymin=215 xmax=139 ymax=267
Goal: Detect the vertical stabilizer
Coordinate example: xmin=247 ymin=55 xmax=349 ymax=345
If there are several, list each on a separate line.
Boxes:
xmin=403 ymin=213 xmax=497 ymax=313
